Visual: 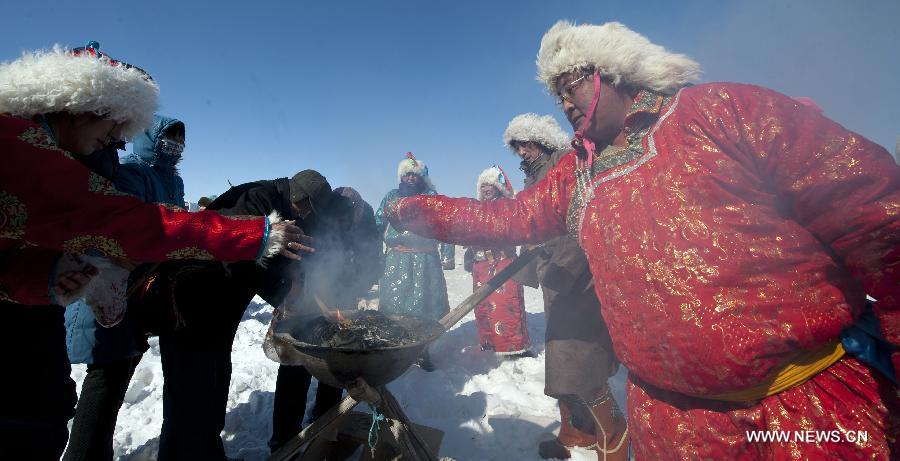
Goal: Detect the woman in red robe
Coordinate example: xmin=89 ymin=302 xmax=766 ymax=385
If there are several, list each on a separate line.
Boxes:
xmin=464 ymin=166 xmax=532 ymax=356
xmin=0 ymin=43 xmax=307 ymax=303
xmin=386 ymin=21 xmax=899 ymax=460
xmin=0 ymin=42 xmax=305 ymax=459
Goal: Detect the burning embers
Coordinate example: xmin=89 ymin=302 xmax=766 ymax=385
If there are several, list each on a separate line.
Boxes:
xmin=296 ymin=311 xmax=419 ymax=349
xmin=270 ymin=297 xmax=445 ymax=388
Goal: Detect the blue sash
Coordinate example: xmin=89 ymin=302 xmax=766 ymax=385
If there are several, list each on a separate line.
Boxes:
xmin=840 ymin=301 xmax=897 ymax=385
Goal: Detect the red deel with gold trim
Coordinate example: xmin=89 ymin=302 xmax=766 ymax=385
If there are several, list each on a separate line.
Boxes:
xmin=389 ymin=83 xmax=900 ymax=459
xmin=0 ymin=116 xmax=270 ymax=304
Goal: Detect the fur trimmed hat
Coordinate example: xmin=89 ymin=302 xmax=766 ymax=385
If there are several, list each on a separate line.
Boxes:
xmin=0 ymin=43 xmax=159 ymax=140
xmin=476 ymin=165 xmax=515 ymax=200
xmin=536 ymin=21 xmax=700 ymax=95
xmin=397 ymin=152 xmax=434 ymax=190
xmin=503 ymin=113 xmax=571 ymax=152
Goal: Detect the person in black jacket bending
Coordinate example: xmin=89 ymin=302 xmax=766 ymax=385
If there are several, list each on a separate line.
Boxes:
xmin=267 ymin=186 xmax=383 ymax=455
xmin=155 ymin=170 xmax=331 ymax=461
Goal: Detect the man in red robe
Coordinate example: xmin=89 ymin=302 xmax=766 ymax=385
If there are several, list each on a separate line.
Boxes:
xmin=0 ymin=42 xmax=306 ymax=459
xmin=385 ymin=21 xmax=899 ymax=460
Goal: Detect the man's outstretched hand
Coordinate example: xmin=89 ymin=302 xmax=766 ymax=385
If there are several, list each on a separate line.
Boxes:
xmin=272 ymin=220 xmax=315 ymax=261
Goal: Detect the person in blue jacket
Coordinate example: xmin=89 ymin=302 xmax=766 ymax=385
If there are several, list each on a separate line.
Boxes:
xmin=63 ymin=114 xmax=186 ymax=461
xmin=116 ymin=115 xmax=186 ymax=206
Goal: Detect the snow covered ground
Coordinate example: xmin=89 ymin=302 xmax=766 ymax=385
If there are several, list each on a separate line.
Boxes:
xmin=70 ymin=249 xmax=627 ymax=460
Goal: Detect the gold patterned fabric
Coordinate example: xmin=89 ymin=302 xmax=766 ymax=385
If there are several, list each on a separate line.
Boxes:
xmin=0 ymin=115 xmax=269 ymax=262
xmin=62 ymin=235 xmax=127 ymax=259
xmin=0 ymin=115 xmax=273 ymax=304
xmin=0 ymin=191 xmax=27 ymax=240
xmin=390 ymin=83 xmax=900 ymax=459
xmin=18 ymin=126 xmax=68 ymax=156
xmin=165 ymin=247 xmax=215 ymax=261
xmin=87 ymin=172 xmax=130 ymax=197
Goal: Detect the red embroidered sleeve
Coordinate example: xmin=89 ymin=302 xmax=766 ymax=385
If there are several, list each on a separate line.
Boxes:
xmin=389 ymin=155 xmax=576 ymax=247
xmin=0 ymin=117 xmax=267 ymax=263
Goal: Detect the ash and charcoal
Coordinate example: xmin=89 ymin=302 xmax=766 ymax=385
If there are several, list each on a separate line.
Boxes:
xmin=292 ymin=310 xmax=430 ymax=349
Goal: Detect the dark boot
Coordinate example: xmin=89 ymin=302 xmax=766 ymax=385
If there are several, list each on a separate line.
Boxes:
xmin=558 ymin=400 xmax=598 ymax=449
xmin=539 ymin=400 xmax=597 ymax=459
xmin=538 ymin=438 xmax=572 ymax=459
xmin=503 ymin=349 xmax=536 ymax=359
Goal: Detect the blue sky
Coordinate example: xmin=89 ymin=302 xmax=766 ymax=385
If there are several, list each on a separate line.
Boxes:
xmin=5 ymin=1 xmax=899 ymax=206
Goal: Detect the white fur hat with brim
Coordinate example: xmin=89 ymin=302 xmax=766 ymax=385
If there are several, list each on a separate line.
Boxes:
xmin=536 ymin=21 xmax=700 ymax=95
xmin=0 ymin=43 xmax=159 ymax=140
xmin=503 ymin=113 xmax=571 ymax=152
xmin=397 ymin=152 xmax=434 ymax=190
xmin=476 ymin=165 xmax=515 ymax=200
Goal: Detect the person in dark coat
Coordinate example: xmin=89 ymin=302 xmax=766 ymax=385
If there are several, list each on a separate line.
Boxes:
xmin=154 ymin=170 xmax=331 ymax=461
xmin=63 ymin=115 xmax=186 ymax=461
xmin=504 ymin=113 xmax=627 ymax=460
xmin=267 ymin=186 xmax=383 ymax=455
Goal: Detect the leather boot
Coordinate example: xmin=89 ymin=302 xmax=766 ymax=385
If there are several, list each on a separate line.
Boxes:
xmin=586 ymin=389 xmax=629 ymax=461
xmin=558 ymin=400 xmax=598 ymax=449
xmin=538 ymin=400 xmax=597 ymax=459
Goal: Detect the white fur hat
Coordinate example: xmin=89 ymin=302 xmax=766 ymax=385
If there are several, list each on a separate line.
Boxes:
xmin=397 ymin=153 xmax=434 ymax=190
xmin=476 ymin=165 xmax=515 ymax=200
xmin=0 ymin=44 xmax=159 ymax=140
xmin=536 ymin=21 xmax=700 ymax=95
xmin=503 ymin=113 xmax=571 ymax=152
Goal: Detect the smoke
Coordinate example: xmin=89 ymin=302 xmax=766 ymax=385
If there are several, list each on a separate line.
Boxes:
xmin=281 ymin=188 xmax=382 ymax=318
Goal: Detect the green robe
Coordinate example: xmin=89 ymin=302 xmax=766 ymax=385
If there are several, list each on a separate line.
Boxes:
xmin=375 ymin=189 xmax=453 ymax=320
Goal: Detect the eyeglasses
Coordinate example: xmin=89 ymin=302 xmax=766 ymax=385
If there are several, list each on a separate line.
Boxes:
xmin=158 ymin=138 xmax=185 ymax=157
xmin=554 ymin=74 xmax=589 ymax=105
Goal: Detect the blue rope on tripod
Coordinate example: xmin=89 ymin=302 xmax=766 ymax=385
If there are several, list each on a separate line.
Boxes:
xmin=368 ymin=406 xmax=386 ymax=449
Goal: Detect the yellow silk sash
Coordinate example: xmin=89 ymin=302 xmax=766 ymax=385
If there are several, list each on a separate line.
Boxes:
xmin=706 ymin=340 xmax=846 ymax=402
